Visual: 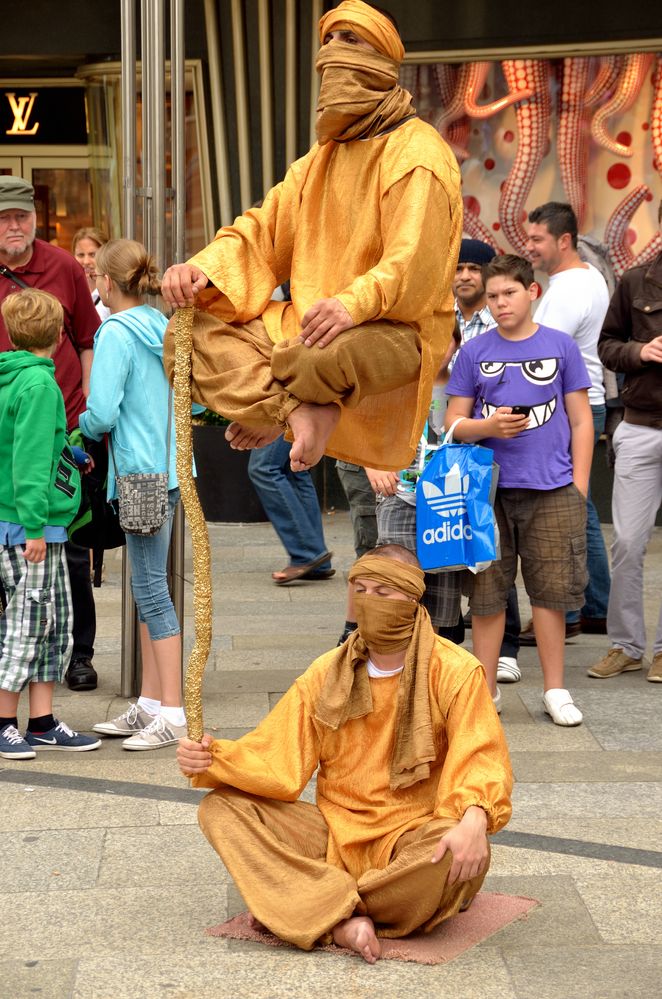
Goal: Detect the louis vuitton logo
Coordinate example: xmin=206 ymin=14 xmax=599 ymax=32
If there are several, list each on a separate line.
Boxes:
xmin=5 ymin=92 xmax=40 ymax=136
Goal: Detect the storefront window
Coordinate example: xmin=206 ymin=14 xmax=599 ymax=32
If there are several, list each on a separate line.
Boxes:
xmin=401 ymin=52 xmax=662 ymax=275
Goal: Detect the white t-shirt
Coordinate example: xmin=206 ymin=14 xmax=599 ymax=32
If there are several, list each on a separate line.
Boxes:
xmin=533 ymin=262 xmax=608 ymax=405
xmin=366 ymin=658 xmax=404 ymax=678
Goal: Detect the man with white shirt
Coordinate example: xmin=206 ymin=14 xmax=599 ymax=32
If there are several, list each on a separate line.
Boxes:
xmin=526 ymin=202 xmax=611 ymax=636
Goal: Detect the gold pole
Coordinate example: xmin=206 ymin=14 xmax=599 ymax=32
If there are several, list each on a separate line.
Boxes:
xmin=173 ymin=306 xmax=212 ymax=742
xmin=309 ymin=0 xmax=322 ymax=146
xmin=231 ymin=0 xmax=252 ymax=208
xmin=285 ymin=0 xmax=297 ymax=164
xmin=257 ymin=0 xmax=274 ymax=193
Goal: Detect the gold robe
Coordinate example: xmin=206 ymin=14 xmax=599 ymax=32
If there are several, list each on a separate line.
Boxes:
xmin=189 ymin=117 xmax=462 ymax=469
xmin=193 ymin=637 xmax=512 ymax=882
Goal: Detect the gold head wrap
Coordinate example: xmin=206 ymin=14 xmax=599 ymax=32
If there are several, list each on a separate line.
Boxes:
xmin=318 ymin=0 xmax=405 ymax=62
xmin=315 ymin=42 xmax=415 ymax=145
xmin=315 ymin=554 xmax=437 ymax=790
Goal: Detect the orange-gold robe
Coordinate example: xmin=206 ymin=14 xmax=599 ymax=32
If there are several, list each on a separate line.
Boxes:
xmin=188 ymin=117 xmax=462 ymax=470
xmin=193 ymin=637 xmax=512 ymax=881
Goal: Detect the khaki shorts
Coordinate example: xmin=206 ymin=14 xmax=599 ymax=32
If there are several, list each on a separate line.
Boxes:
xmin=470 ymin=484 xmax=588 ymax=615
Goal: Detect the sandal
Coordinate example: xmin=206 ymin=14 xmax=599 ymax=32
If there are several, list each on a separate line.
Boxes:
xmin=272 ymin=551 xmax=333 ymax=585
xmin=543 ymin=688 xmax=583 ymax=727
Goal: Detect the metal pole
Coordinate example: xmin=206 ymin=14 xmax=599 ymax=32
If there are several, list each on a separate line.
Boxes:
xmin=121 ymin=0 xmax=137 ymax=239
xmin=169 ymin=0 xmax=186 ymax=647
xmin=257 ymin=0 xmax=274 ymax=194
xmin=120 ymin=0 xmax=140 ymax=698
xmin=171 ymin=0 xmax=186 ymax=263
xmin=152 ymin=1 xmax=166 ymax=268
xmin=141 ymin=0 xmax=153 ymax=244
xmin=203 ymin=0 xmax=232 ymax=226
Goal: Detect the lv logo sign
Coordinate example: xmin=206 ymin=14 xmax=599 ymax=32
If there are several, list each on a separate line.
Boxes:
xmin=5 ymin=92 xmax=40 ymax=136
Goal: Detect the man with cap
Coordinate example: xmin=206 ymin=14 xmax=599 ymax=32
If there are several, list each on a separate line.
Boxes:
xmin=0 ymin=176 xmax=101 ymax=692
xmin=162 ymin=0 xmax=462 ymax=475
xmin=453 ymin=238 xmax=497 ymax=346
xmin=178 ymin=544 xmax=512 ymax=962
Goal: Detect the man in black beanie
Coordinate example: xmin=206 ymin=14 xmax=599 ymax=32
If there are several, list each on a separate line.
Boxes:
xmin=453 ymin=238 xmax=497 ymax=346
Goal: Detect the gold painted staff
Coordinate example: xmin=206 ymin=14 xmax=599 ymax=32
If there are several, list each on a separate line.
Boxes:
xmin=172 ymin=306 xmax=212 ymax=742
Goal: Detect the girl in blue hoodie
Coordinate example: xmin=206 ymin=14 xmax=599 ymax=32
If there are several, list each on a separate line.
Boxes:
xmin=80 ymin=239 xmax=187 ymax=750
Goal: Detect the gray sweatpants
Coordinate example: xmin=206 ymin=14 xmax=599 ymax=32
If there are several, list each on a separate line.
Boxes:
xmin=607 ymin=421 xmax=662 ymax=658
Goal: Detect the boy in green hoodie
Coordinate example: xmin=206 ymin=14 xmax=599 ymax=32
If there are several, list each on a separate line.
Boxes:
xmin=0 ymin=289 xmax=100 ymax=758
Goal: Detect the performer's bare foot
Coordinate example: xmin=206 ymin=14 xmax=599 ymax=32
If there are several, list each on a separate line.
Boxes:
xmin=287 ymin=402 xmax=341 ymax=472
xmin=332 ymin=915 xmax=381 ymax=965
xmin=224 ymin=421 xmax=281 ymax=450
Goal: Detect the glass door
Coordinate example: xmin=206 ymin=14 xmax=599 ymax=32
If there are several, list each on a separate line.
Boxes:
xmin=0 ymin=153 xmax=112 ymax=248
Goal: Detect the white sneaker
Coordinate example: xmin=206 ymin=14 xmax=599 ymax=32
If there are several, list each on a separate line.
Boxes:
xmin=497 ymin=657 xmax=521 ymax=683
xmin=93 ymin=702 xmax=153 ymax=736
xmin=122 ymin=714 xmax=187 ymax=751
xmin=543 ymin=688 xmax=583 ymax=727
xmin=492 ymin=687 xmax=502 ymax=714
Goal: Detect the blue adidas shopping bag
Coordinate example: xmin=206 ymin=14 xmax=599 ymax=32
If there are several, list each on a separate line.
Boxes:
xmin=416 ymin=420 xmax=498 ymax=574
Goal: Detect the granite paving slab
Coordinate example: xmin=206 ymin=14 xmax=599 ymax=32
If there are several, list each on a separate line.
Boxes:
xmin=510 ymin=750 xmax=662 ymax=783
xmin=0 ymin=828 xmax=106 ymax=892
xmin=504 ymin=945 xmax=662 ymax=999
xmin=0 ymin=959 xmax=77 ymax=999
xmin=97 ymin=825 xmax=225 ymax=887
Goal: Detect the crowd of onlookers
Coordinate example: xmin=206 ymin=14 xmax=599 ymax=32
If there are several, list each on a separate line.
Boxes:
xmin=0 ymin=176 xmax=185 ymax=759
xmin=0 ymin=169 xmax=661 ymax=761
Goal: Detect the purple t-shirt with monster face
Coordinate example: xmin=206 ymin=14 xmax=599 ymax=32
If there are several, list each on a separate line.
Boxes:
xmin=446 ymin=324 xmax=591 ymax=490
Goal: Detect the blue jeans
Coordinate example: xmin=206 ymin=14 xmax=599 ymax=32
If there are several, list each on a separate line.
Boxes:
xmin=567 ymin=404 xmax=611 ymax=623
xmin=125 ymin=488 xmax=181 ymax=640
xmin=248 ymin=436 xmax=331 ymax=568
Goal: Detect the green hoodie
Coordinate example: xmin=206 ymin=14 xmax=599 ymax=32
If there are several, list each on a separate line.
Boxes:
xmin=0 ymin=351 xmax=81 ymax=539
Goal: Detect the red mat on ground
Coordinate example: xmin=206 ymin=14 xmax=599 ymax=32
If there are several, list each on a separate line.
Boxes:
xmin=206 ymin=892 xmax=539 ymax=965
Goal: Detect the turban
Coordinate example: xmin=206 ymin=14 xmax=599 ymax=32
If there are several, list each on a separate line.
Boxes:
xmin=318 ymin=0 xmax=405 ymax=64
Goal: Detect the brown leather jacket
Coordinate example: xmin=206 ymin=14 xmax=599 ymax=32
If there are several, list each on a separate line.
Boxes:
xmin=598 ymin=251 xmax=662 ymax=429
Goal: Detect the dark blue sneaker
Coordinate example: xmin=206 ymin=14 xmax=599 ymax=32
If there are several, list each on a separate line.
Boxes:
xmin=25 ymin=720 xmax=101 ymax=752
xmin=0 ymin=723 xmax=36 ymax=760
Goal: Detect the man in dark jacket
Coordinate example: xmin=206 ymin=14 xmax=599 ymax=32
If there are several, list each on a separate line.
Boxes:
xmin=588 ymin=200 xmax=662 ymax=684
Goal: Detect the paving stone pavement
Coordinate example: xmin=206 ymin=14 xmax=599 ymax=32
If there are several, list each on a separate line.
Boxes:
xmin=1 ymin=512 xmax=661 ymax=999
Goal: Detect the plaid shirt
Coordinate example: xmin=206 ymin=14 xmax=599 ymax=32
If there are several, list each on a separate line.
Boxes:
xmin=448 ymin=301 xmax=495 ymax=372
xmin=455 ymin=301 xmax=495 ymax=345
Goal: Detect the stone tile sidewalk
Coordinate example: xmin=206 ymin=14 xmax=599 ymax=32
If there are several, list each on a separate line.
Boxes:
xmin=1 ymin=512 xmax=661 ymax=998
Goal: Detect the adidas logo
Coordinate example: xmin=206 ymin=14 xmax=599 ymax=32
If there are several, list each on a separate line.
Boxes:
xmin=420 ymin=463 xmax=473 ymax=546
xmin=421 ymin=463 xmax=469 ymax=518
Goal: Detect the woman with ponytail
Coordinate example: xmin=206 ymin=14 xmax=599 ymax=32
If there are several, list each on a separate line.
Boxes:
xmin=79 ymin=239 xmax=187 ymax=750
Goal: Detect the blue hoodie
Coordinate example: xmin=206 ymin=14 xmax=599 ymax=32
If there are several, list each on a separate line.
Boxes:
xmin=79 ymin=305 xmax=177 ymax=500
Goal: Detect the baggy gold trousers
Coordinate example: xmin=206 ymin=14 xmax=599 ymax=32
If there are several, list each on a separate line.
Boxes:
xmin=198 ymin=786 xmax=489 ymax=951
xmin=163 ymin=310 xmax=421 ymax=430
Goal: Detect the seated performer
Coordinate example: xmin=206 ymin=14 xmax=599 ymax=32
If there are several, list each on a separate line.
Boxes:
xmin=162 ymin=1 xmax=461 ymax=473
xmin=177 ymin=546 xmax=512 ymax=964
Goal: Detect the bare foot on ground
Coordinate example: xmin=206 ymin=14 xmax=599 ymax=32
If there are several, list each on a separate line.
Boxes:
xmin=287 ymin=402 xmax=341 ymax=471
xmin=332 ymin=915 xmax=381 ymax=964
xmin=224 ymin=422 xmax=281 ymax=450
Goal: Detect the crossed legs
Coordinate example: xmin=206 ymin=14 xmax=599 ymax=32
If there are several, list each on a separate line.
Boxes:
xmin=198 ymin=786 xmax=488 ymax=961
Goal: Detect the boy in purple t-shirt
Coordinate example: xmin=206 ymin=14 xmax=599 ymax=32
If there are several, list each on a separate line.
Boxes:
xmin=445 ymin=254 xmax=593 ymax=727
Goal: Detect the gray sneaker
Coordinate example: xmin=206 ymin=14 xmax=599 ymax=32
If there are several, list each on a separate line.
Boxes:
xmin=93 ymin=703 xmax=153 ymax=737
xmin=122 ymin=714 xmax=187 ymax=751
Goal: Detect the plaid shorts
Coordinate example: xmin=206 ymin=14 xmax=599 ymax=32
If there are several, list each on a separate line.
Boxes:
xmin=0 ymin=543 xmax=73 ymax=692
xmin=470 ymin=484 xmax=588 ymax=615
xmin=376 ymin=494 xmax=463 ymax=628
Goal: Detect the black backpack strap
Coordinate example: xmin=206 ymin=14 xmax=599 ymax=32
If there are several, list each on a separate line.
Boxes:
xmin=0 ymin=263 xmax=80 ymax=356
